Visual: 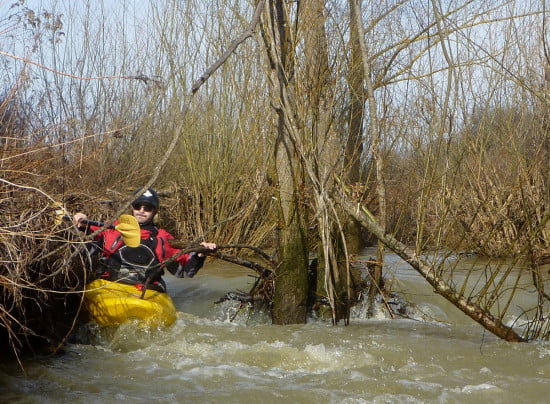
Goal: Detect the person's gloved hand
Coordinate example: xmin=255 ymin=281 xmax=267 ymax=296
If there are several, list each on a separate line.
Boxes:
xmin=174 ymin=253 xmax=206 ymax=278
xmin=145 ymin=267 xmax=160 ymax=282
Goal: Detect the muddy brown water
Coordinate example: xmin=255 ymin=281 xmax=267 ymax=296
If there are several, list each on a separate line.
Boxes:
xmin=1 ymin=249 xmax=549 ymax=403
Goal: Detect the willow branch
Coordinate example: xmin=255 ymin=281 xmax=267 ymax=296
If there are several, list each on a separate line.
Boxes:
xmin=0 ymin=50 xmax=159 ymax=83
xmin=191 ymin=0 xmax=267 ymax=94
xmin=162 ymin=244 xmax=275 ymax=277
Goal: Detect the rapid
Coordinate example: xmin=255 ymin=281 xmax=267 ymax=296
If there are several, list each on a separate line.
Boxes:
xmin=1 ymin=249 xmax=549 ymax=403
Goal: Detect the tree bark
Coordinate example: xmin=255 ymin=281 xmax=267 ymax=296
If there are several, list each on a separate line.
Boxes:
xmin=344 ymin=0 xmax=367 ymax=256
xmin=349 ymin=0 xmax=387 ymax=316
xmin=261 ymin=0 xmax=309 ymax=324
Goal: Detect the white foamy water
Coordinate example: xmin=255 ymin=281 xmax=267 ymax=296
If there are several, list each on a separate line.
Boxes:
xmin=1 ymin=253 xmax=549 ymax=403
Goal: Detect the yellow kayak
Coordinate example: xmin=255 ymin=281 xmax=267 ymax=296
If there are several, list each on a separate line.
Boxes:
xmin=84 ymin=279 xmax=177 ymax=327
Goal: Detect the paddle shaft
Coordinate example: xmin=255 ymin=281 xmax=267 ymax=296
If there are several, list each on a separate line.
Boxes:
xmin=64 ymin=215 xmax=113 ymax=229
xmin=79 ymin=218 xmax=111 ymax=228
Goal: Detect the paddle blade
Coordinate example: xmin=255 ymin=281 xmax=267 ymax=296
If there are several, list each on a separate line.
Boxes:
xmin=115 ymin=214 xmax=141 ymax=247
xmin=53 ymin=202 xmax=67 ymax=226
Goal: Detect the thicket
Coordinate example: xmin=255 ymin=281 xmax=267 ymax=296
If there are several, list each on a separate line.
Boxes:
xmin=1 ymin=0 xmax=549 ymax=358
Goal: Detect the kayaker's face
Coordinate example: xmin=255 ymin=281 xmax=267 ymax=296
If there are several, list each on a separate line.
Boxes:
xmin=132 ymin=203 xmax=156 ymax=224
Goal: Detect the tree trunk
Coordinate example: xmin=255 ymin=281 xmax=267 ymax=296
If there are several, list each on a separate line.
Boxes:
xmin=344 ymin=0 xmax=367 ymax=256
xmin=271 ymin=198 xmax=309 ymax=324
xmin=261 ymin=0 xmax=309 ymax=324
xmin=349 ymin=0 xmax=387 ymax=316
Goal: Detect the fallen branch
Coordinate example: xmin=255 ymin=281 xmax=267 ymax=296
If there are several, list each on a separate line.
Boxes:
xmin=336 ymin=183 xmax=526 ymax=342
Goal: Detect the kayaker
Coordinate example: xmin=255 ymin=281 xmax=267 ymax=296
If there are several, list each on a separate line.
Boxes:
xmin=73 ymin=187 xmax=216 ymax=292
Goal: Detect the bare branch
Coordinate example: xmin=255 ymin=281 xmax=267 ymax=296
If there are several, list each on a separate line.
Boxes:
xmin=191 ymin=0 xmax=267 ymax=94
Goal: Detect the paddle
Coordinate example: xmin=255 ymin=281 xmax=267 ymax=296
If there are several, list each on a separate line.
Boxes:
xmin=55 ymin=202 xmax=141 ymax=248
xmin=78 ymin=214 xmax=141 ymax=248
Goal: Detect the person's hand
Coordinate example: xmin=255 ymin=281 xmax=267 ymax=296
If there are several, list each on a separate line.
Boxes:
xmin=73 ymin=212 xmax=88 ymax=227
xmin=198 ymin=242 xmax=217 ymax=257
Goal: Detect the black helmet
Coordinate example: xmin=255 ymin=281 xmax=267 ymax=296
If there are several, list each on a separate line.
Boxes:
xmin=132 ymin=188 xmax=159 ymax=209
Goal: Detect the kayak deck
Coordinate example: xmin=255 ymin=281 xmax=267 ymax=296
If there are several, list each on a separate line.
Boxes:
xmin=84 ymin=279 xmax=177 ymax=327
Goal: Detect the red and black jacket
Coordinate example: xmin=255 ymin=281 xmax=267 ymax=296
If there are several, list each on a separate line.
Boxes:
xmin=83 ymin=220 xmax=205 ymax=278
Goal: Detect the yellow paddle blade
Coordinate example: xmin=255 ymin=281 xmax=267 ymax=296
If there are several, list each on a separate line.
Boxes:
xmin=52 ymin=202 xmax=67 ymax=226
xmin=115 ymin=214 xmax=141 ymax=247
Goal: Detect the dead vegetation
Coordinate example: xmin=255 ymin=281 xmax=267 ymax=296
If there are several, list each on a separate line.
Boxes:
xmin=0 ymin=183 xmax=86 ymax=362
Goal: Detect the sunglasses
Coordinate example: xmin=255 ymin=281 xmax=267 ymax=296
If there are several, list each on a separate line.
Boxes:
xmin=132 ymin=203 xmax=155 ymax=212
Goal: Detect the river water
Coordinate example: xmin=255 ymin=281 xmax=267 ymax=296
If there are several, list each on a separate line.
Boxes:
xmin=1 ymin=250 xmax=549 ymax=403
